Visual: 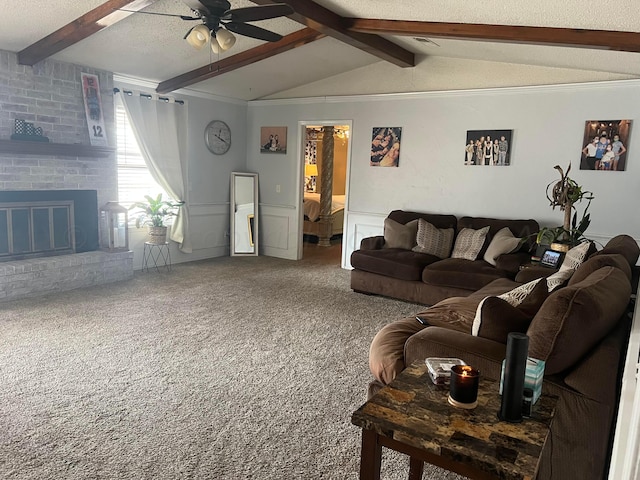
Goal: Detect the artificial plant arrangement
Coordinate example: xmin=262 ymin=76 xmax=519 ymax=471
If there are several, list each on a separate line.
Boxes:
xmin=129 ymin=194 xmax=184 ymax=244
xmin=129 ymin=193 xmax=183 ymax=227
xmin=536 ymin=163 xmax=594 ymax=248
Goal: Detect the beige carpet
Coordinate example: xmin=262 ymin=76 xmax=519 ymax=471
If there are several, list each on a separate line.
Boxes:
xmin=0 ymin=249 xmax=465 ymax=479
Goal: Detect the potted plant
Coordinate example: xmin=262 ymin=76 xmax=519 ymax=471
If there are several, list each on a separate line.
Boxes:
xmin=129 ymin=194 xmax=183 ymax=244
xmin=536 ymin=163 xmax=594 ymax=252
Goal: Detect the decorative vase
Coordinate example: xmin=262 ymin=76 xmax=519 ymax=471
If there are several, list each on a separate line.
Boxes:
xmin=550 ymin=242 xmax=571 ymax=253
xmin=147 ymin=226 xmax=168 ymax=244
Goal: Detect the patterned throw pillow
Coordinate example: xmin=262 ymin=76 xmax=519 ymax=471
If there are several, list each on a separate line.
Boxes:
xmin=546 ymin=241 xmax=592 ymax=291
xmin=483 ymin=227 xmax=521 ymax=266
xmin=383 ymin=218 xmax=419 ymax=250
xmin=472 ymin=278 xmax=548 ymax=342
xmin=451 ymin=226 xmax=490 ymax=260
xmin=412 ymin=218 xmax=454 ymax=259
xmin=559 ymin=241 xmax=591 ymax=271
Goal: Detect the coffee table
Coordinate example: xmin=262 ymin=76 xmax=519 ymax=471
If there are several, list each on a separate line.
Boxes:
xmin=352 ymin=361 xmax=557 ymax=480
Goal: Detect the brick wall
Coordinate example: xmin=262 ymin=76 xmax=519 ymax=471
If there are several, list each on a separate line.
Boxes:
xmin=0 ymin=49 xmax=117 ymax=207
xmin=0 ymin=50 xmax=133 ymax=301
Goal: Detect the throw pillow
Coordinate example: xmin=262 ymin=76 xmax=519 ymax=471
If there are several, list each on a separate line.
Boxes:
xmin=451 ymin=226 xmax=490 ymax=261
xmin=545 ymin=269 xmax=574 ymax=291
xmin=559 ymin=241 xmax=591 ymax=272
xmin=472 ymin=278 xmax=548 ymax=342
xmin=546 ymin=241 xmax=592 ymax=291
xmin=497 ymin=277 xmax=549 ymax=317
xmin=383 ymin=218 xmax=419 ymax=250
xmin=483 ymin=227 xmax=521 ymax=266
xmin=411 ymin=218 xmax=455 ymax=259
xmin=472 ymin=297 xmax=533 ymax=343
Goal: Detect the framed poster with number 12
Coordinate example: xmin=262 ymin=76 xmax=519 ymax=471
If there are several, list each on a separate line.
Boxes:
xmin=80 ymin=72 xmax=108 ymax=147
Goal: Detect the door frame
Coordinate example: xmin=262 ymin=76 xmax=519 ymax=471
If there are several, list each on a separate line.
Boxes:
xmin=296 ymin=120 xmax=353 ymax=266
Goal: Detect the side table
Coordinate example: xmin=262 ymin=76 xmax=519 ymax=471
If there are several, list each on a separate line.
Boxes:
xmin=142 ymin=242 xmax=171 ymax=272
xmin=352 ymin=361 xmax=557 ymax=480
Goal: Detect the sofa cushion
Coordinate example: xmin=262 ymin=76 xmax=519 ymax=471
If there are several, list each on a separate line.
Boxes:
xmin=483 ymin=227 xmax=521 ymax=266
xmin=527 ymin=266 xmax=631 ymax=375
xmin=350 ymin=248 xmax=440 ymax=281
xmin=387 ymin=210 xmax=458 ymax=231
xmin=383 ymin=218 xmax=419 ymax=250
xmin=422 ymin=258 xmax=509 ymax=291
xmin=594 ymin=234 xmax=640 ymax=267
xmin=412 ymin=218 xmax=454 ymax=259
xmin=451 ymin=226 xmax=490 ymax=260
xmin=569 ymin=253 xmax=632 ymax=285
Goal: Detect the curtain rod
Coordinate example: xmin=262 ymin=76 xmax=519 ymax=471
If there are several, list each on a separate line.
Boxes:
xmin=113 ymin=88 xmax=184 ymax=105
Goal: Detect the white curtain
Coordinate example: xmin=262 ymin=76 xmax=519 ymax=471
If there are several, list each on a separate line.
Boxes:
xmin=121 ymin=93 xmax=192 ymax=253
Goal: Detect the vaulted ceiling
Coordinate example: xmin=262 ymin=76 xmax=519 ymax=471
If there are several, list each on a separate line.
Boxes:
xmin=1 ymin=0 xmax=639 ymax=101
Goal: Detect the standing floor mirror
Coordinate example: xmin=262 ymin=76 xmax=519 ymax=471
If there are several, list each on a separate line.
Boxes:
xmin=230 ymin=172 xmax=259 ymax=256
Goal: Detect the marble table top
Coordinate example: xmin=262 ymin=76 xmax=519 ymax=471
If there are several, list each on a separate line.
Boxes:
xmin=352 ymin=361 xmax=557 ymax=480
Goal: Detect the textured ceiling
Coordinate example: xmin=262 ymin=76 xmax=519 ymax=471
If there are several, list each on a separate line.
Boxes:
xmin=0 ymin=0 xmax=639 ymax=101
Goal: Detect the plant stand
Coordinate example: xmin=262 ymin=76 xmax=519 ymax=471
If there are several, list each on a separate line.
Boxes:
xmin=142 ymin=242 xmax=171 ymax=273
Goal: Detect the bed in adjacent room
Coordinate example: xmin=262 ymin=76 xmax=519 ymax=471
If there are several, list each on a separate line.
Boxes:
xmin=303 ymin=192 xmax=345 ymax=238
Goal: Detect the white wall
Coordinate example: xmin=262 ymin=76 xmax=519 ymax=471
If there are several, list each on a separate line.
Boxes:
xmin=247 ymin=80 xmax=640 ymax=266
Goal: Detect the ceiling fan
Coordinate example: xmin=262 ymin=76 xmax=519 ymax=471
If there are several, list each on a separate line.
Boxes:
xmin=124 ymin=0 xmax=295 ymax=53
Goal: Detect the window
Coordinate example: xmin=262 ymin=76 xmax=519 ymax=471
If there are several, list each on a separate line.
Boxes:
xmin=115 ymin=95 xmax=171 ymax=209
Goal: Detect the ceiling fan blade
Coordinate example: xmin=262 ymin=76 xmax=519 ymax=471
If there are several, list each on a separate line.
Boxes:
xmin=224 ymin=22 xmax=283 ymax=42
xmin=182 ymin=0 xmax=212 ymax=15
xmin=118 ymin=9 xmax=200 ymax=21
xmin=222 ymin=4 xmax=294 ymax=23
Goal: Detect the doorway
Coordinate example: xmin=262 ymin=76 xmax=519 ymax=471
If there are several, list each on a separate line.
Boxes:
xmin=299 ymin=122 xmax=351 ymax=264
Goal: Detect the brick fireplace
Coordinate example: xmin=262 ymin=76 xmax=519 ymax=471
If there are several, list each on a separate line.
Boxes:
xmin=0 ymin=50 xmax=133 ymax=302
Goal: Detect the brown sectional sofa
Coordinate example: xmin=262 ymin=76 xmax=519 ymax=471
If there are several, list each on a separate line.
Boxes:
xmin=367 ymin=234 xmax=640 ymax=480
xmin=350 ymin=210 xmax=540 ymax=306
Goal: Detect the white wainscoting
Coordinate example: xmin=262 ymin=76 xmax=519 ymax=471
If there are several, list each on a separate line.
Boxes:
xmin=260 ymin=204 xmax=298 ymax=260
xmin=342 ymin=211 xmax=386 ymax=269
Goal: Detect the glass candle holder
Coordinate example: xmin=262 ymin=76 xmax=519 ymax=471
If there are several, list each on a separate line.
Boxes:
xmin=448 ymin=365 xmax=480 ymax=409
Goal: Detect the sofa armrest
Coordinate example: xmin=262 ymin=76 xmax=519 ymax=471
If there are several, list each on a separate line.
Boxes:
xmin=515 ymin=265 xmax=558 ymax=283
xmin=495 ymin=251 xmax=532 ymax=276
xmin=405 ymin=326 xmax=507 ymax=380
xmin=360 ymin=235 xmax=385 ymax=250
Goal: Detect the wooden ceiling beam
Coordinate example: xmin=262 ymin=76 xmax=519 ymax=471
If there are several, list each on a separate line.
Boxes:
xmin=17 ymin=0 xmax=159 ymax=66
xmin=250 ymin=0 xmax=414 ymax=67
xmin=347 ymin=19 xmax=640 ymax=53
xmin=156 ymin=28 xmax=324 ymax=94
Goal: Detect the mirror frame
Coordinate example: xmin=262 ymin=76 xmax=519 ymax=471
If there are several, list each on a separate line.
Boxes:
xmin=230 ymin=172 xmax=259 ymax=256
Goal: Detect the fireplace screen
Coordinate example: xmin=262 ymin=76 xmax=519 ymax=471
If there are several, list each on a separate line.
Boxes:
xmin=0 ymin=201 xmax=75 ymax=260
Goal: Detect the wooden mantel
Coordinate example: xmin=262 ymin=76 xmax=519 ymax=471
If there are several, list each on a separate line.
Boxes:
xmin=0 ymin=139 xmax=115 ymax=158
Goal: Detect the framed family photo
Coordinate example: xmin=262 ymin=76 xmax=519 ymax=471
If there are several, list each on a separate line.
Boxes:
xmin=260 ymin=126 xmax=287 ymax=154
xmin=370 ymin=127 xmax=402 ymax=167
xmin=464 ymin=130 xmax=512 ymax=166
xmin=580 ymin=119 xmax=631 ymax=171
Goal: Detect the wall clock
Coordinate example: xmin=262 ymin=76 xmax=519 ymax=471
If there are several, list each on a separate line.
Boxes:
xmin=205 ymin=120 xmax=231 ymax=155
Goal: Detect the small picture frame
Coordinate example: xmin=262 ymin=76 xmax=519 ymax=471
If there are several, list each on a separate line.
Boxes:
xmin=540 ymin=249 xmax=564 ymax=269
xmin=260 ymin=126 xmax=287 ymax=154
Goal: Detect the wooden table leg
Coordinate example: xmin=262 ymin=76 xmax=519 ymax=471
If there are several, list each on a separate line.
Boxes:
xmin=360 ymin=429 xmax=382 ymax=480
xmin=409 ymin=456 xmax=424 ymax=480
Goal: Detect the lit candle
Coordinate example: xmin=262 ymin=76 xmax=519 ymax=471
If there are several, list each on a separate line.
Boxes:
xmin=449 ymin=365 xmax=480 ymax=409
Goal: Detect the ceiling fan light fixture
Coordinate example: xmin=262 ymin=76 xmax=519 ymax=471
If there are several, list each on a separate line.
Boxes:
xmin=186 ymin=24 xmax=211 ymax=50
xmin=210 ymin=35 xmax=220 ymax=54
xmin=216 ymin=28 xmax=236 ymax=51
